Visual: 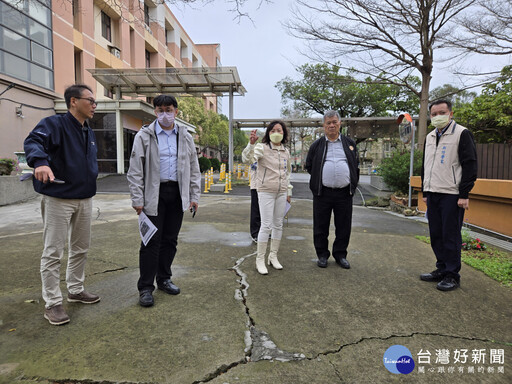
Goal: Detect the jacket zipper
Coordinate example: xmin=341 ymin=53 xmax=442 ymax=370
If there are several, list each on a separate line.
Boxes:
xmin=278 ymin=149 xmax=282 ymax=192
xmin=426 ymin=134 xmax=437 ymax=191
xmin=318 ymin=141 xmax=327 ymax=193
xmin=342 ymin=137 xmax=354 ymax=195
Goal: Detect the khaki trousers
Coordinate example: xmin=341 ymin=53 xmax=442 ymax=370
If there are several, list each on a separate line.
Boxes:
xmin=40 ymin=196 xmax=92 ymax=308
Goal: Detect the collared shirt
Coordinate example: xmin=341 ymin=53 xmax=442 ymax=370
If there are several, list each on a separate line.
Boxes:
xmin=155 ymin=121 xmax=178 ymax=182
xmin=322 ymin=135 xmax=350 ymax=189
xmin=436 ymin=121 xmax=452 ymax=137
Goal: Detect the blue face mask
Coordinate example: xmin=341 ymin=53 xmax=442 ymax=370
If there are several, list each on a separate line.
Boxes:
xmin=157 ymin=111 xmax=175 ymax=127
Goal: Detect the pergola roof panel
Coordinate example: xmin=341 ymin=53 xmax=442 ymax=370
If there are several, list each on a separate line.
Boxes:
xmin=88 ymin=67 xmax=246 ymax=97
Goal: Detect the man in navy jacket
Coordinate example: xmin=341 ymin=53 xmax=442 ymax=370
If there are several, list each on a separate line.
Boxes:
xmin=305 ymin=110 xmax=359 ymax=270
xmin=24 ymin=84 xmax=100 ymax=325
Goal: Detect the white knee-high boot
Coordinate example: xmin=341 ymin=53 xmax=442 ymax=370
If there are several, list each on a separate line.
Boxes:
xmin=256 ymin=241 xmax=268 ymax=275
xmin=268 ymin=239 xmax=283 ymax=270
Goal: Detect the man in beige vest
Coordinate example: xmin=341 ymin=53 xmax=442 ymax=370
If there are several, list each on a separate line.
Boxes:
xmin=420 ymin=99 xmax=477 ymax=291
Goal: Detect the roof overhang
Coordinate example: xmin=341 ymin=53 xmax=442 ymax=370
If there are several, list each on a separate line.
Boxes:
xmin=88 ymin=67 xmax=246 ymax=97
xmin=54 ymin=99 xmax=197 ymax=133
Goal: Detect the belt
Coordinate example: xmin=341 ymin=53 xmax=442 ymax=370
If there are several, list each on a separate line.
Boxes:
xmin=160 ymin=180 xmax=178 ymax=185
xmin=323 ymin=185 xmax=349 ymax=191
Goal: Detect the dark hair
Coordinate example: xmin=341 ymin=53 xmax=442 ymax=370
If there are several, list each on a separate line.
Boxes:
xmin=64 ymin=84 xmax=93 ymax=108
xmin=262 ymin=120 xmax=288 ymax=145
xmin=429 ymin=99 xmax=452 ymax=112
xmin=153 ymin=94 xmax=178 ymax=108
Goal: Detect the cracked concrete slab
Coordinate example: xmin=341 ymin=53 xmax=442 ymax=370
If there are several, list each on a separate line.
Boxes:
xmin=0 ymin=194 xmax=511 ymax=384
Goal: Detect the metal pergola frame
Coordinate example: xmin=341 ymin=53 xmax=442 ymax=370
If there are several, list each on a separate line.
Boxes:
xmin=234 ymin=116 xmax=415 ymax=140
xmin=88 ymin=67 xmax=246 ymax=173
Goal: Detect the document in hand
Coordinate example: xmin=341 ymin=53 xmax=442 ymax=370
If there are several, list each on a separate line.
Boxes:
xmin=284 ymin=201 xmax=291 ymax=218
xmin=138 ymin=211 xmax=158 ymax=246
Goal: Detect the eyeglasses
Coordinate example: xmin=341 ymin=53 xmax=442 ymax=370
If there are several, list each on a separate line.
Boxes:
xmin=75 ymin=97 xmax=97 ymax=106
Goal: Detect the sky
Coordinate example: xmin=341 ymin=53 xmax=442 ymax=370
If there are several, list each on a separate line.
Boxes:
xmin=173 ymin=1 xmax=511 ymax=120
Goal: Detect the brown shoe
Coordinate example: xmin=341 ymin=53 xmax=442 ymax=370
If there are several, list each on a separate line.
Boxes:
xmin=67 ymin=290 xmax=100 ymax=304
xmin=44 ymin=304 xmax=70 ymax=326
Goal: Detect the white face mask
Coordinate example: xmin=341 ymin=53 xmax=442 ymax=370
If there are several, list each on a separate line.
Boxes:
xmin=269 ymin=132 xmax=283 ymax=144
xmin=431 ymin=114 xmax=450 ymax=129
xmin=157 ymin=111 xmax=175 ymax=127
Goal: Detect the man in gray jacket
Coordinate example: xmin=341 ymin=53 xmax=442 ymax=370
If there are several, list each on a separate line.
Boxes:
xmin=127 ymin=95 xmax=201 ymax=307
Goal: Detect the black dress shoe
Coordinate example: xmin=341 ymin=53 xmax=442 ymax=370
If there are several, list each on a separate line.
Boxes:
xmin=420 ymin=270 xmax=444 ymax=282
xmin=437 ymin=277 xmax=460 ymax=291
xmin=317 ymin=257 xmax=328 ymax=268
xmin=336 ymin=258 xmax=350 ymax=269
xmin=158 ymin=280 xmax=180 ymax=295
xmin=139 ymin=290 xmax=154 ymax=307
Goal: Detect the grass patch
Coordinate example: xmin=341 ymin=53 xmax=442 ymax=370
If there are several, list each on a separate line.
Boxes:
xmin=415 ymin=235 xmax=512 ymax=287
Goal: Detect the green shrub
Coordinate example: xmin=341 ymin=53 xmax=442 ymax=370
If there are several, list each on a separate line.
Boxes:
xmin=0 ymin=158 xmax=16 ymax=175
xmin=198 ymin=157 xmax=211 ymax=173
xmin=210 ymin=158 xmax=221 ymax=171
xmin=377 ymin=150 xmax=422 ymax=194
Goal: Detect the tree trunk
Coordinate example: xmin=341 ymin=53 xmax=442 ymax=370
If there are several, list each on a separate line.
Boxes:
xmin=417 ymin=72 xmax=432 ymax=152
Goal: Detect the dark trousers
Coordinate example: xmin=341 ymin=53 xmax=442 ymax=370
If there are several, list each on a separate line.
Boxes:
xmin=426 ymin=193 xmax=465 ymax=280
xmin=313 ymin=186 xmax=353 ymax=260
xmin=250 ymin=188 xmax=261 ymax=239
xmin=138 ymin=182 xmax=184 ymax=292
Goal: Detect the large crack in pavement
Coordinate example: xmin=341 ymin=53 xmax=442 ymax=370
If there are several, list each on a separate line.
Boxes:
xmin=309 ymin=332 xmax=508 ymax=360
xmin=192 ymin=250 xmax=510 ymax=383
xmin=192 ymin=251 xmax=307 ymax=383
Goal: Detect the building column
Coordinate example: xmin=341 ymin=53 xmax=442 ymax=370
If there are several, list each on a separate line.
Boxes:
xmin=229 ymin=85 xmax=234 ymax=173
xmin=115 ymin=87 xmax=124 ymax=174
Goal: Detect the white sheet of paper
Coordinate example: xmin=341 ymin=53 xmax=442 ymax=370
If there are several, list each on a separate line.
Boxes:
xmin=284 ymin=201 xmax=291 ymax=217
xmin=138 ymin=211 xmax=157 ymax=246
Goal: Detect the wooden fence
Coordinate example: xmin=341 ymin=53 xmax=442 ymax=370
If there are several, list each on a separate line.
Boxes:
xmin=476 ymin=143 xmax=512 ymax=180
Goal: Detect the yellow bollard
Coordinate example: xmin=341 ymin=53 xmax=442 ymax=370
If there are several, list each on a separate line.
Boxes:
xmin=228 ymin=172 xmax=233 ymax=191
xmin=219 ymin=164 xmax=225 ymax=181
xmin=224 ymin=176 xmax=229 ymax=194
xmin=207 ymin=170 xmax=211 ymax=191
xmin=237 ymin=164 xmax=241 ymax=179
xmin=203 ymin=172 xmax=209 ymax=193
xmin=210 ymin=168 xmax=214 ymax=187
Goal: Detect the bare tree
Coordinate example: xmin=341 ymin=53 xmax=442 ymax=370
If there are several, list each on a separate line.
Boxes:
xmin=287 ymin=0 xmax=480 ymax=150
xmin=453 ymin=0 xmax=512 ymax=55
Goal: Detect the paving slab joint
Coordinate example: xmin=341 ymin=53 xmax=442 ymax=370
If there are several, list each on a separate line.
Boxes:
xmin=88 ymin=266 xmax=129 ymax=276
xmin=328 ymin=360 xmax=344 ymax=382
xmin=19 ymin=376 xmax=151 ymax=384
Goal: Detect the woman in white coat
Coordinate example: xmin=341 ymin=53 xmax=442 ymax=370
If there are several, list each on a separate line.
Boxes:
xmin=244 ymin=120 xmax=292 ymax=274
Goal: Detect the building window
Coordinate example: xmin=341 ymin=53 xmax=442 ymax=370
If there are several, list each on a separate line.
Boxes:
xmin=101 ymin=11 xmax=111 ymax=42
xmin=104 ymin=87 xmax=113 ymax=99
xmin=145 ymin=49 xmax=150 ymax=68
xmin=129 ymin=27 xmax=135 ymax=67
xmin=0 ymin=0 xmax=54 ymax=90
xmin=144 ymin=4 xmax=150 ymax=26
xmin=72 ymin=0 xmax=80 ymax=29
xmin=74 ymin=50 xmax=82 ymax=83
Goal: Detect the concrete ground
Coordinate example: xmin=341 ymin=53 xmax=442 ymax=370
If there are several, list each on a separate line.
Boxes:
xmin=0 ymin=176 xmax=511 ymax=384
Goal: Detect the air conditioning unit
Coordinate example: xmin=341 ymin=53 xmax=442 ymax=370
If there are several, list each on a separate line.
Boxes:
xmin=110 ymin=46 xmax=121 ymax=59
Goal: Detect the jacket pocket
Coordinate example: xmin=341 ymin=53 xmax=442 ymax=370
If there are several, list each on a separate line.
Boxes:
xmin=451 ymin=166 xmax=457 ymax=184
xmin=261 ymin=168 xmax=267 ymax=184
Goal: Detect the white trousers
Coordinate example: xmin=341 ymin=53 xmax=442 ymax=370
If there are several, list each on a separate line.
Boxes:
xmin=40 ymin=196 xmax=92 ymax=308
xmin=257 ymin=191 xmax=287 ymax=242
